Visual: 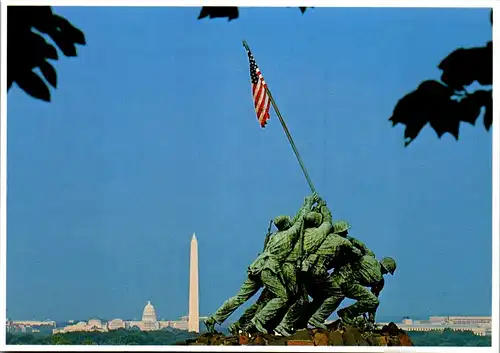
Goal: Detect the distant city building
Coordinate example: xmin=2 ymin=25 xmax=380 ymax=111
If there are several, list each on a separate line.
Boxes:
xmin=429 ymin=316 xmax=491 ymax=326
xmin=6 ymin=320 xmax=56 ymax=334
xmin=51 ymin=301 xmax=202 ymax=333
xmin=54 ymin=320 xmax=106 ymax=333
xmin=108 ymin=318 xmax=126 ymax=330
xmin=376 ymin=316 xmax=492 ymax=336
xmin=127 ymin=301 xmax=161 ymax=331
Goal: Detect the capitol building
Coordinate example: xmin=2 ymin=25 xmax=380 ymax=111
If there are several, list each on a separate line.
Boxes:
xmin=49 ymin=234 xmax=203 ymax=334
xmin=52 ymin=301 xmax=207 ymax=334
xmin=8 ymin=235 xmax=205 ymax=335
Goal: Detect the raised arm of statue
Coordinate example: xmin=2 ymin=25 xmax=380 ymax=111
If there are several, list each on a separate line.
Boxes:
xmin=284 ymin=210 xmax=307 ymax=242
xmin=349 ymin=246 xmax=363 ymax=260
xmin=319 ymin=204 xmax=332 ymax=224
xmin=270 ymin=209 xmax=310 ymax=258
xmin=326 ymin=238 xmax=359 ymax=269
xmin=315 ymin=204 xmax=333 ymax=237
xmin=337 ymin=236 xmax=360 ymax=257
xmin=349 ymin=237 xmax=375 ymax=257
xmin=365 ymin=248 xmax=376 ymax=257
xmin=291 ymin=193 xmax=318 ymax=224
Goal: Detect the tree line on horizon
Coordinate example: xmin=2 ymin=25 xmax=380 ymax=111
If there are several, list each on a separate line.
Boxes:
xmin=409 ymin=329 xmax=491 ymax=347
xmin=6 ymin=327 xmax=492 ymax=346
xmin=6 ymin=327 xmax=199 ymax=345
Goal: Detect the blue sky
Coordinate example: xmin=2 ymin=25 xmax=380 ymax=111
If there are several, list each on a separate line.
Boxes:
xmin=7 ymin=7 xmax=492 ymax=322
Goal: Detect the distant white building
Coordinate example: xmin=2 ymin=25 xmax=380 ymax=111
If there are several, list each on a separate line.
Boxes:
xmin=377 ymin=316 xmax=492 ymax=336
xmin=52 ymin=301 xmax=203 ymax=334
xmin=127 ymin=301 xmax=161 ymax=331
xmin=108 ymin=318 xmax=126 ymax=330
xmin=6 ymin=320 xmax=56 ymax=333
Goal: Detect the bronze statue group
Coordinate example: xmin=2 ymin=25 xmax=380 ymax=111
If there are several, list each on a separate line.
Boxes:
xmin=204 ymin=193 xmax=397 ymax=337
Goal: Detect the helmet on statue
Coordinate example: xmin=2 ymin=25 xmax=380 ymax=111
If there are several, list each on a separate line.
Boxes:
xmin=380 ymin=257 xmax=397 ymax=275
xmin=305 ymin=211 xmax=322 ymax=227
xmin=333 ymin=220 xmax=351 ymax=234
xmin=274 ymin=215 xmax=292 ymax=231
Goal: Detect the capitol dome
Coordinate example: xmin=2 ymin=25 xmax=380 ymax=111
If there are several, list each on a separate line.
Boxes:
xmin=142 ymin=301 xmax=158 ymax=323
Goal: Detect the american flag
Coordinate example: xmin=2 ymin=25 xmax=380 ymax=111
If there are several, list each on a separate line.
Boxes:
xmin=246 ymin=49 xmax=271 ymax=128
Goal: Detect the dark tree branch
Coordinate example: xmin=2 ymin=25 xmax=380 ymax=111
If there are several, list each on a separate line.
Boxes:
xmin=7 ymin=6 xmax=86 ymax=102
xmin=389 ymin=10 xmax=492 ymax=146
xmin=9 ymin=5 xmax=490 ymax=149
xmin=198 ymin=7 xmax=239 ymax=21
xmin=197 ymin=6 xmax=311 ymax=21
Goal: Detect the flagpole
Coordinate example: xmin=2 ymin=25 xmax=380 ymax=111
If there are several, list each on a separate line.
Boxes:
xmin=242 ymin=40 xmax=316 ymax=194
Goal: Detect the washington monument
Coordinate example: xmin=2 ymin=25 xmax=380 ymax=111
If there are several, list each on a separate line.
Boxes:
xmin=188 ymin=233 xmax=199 ymax=333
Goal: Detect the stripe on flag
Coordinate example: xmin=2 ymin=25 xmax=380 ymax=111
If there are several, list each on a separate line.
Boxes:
xmin=246 ymin=49 xmax=271 ymax=128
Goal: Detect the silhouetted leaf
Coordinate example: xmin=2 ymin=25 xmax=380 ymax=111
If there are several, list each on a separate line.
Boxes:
xmin=390 ymin=92 xmax=428 ymax=145
xmin=439 ymin=44 xmax=492 ymax=89
xmin=426 ymin=90 xmax=490 ymax=140
xmin=390 ymin=80 xmax=454 ymax=146
xmin=475 ymin=90 xmax=493 ymax=131
xmin=391 ymin=80 xmax=453 ymax=127
xmin=45 ymin=43 xmax=59 ymax=60
xmin=29 ymin=6 xmax=55 ymax=34
xmin=23 ymin=32 xmax=52 ymax=68
xmin=454 ymin=93 xmax=483 ymax=125
xmin=53 ymin=14 xmax=86 ymax=45
xmin=7 ymin=6 xmax=85 ymax=101
xmin=39 ymin=61 xmax=57 ymax=88
xmin=15 ymin=71 xmax=51 ymax=102
xmin=392 ymin=10 xmax=491 ymax=145
xmin=484 ymin=104 xmax=492 ymax=131
xmin=428 ymin=100 xmax=460 ymax=140
xmin=198 ymin=7 xmax=239 ymax=21
xmin=49 ymin=30 xmax=78 ymax=56
xmin=417 ymin=80 xmax=453 ymax=98
xmin=477 ymin=41 xmax=493 ymax=86
xmin=28 ymin=31 xmax=48 ymax=53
